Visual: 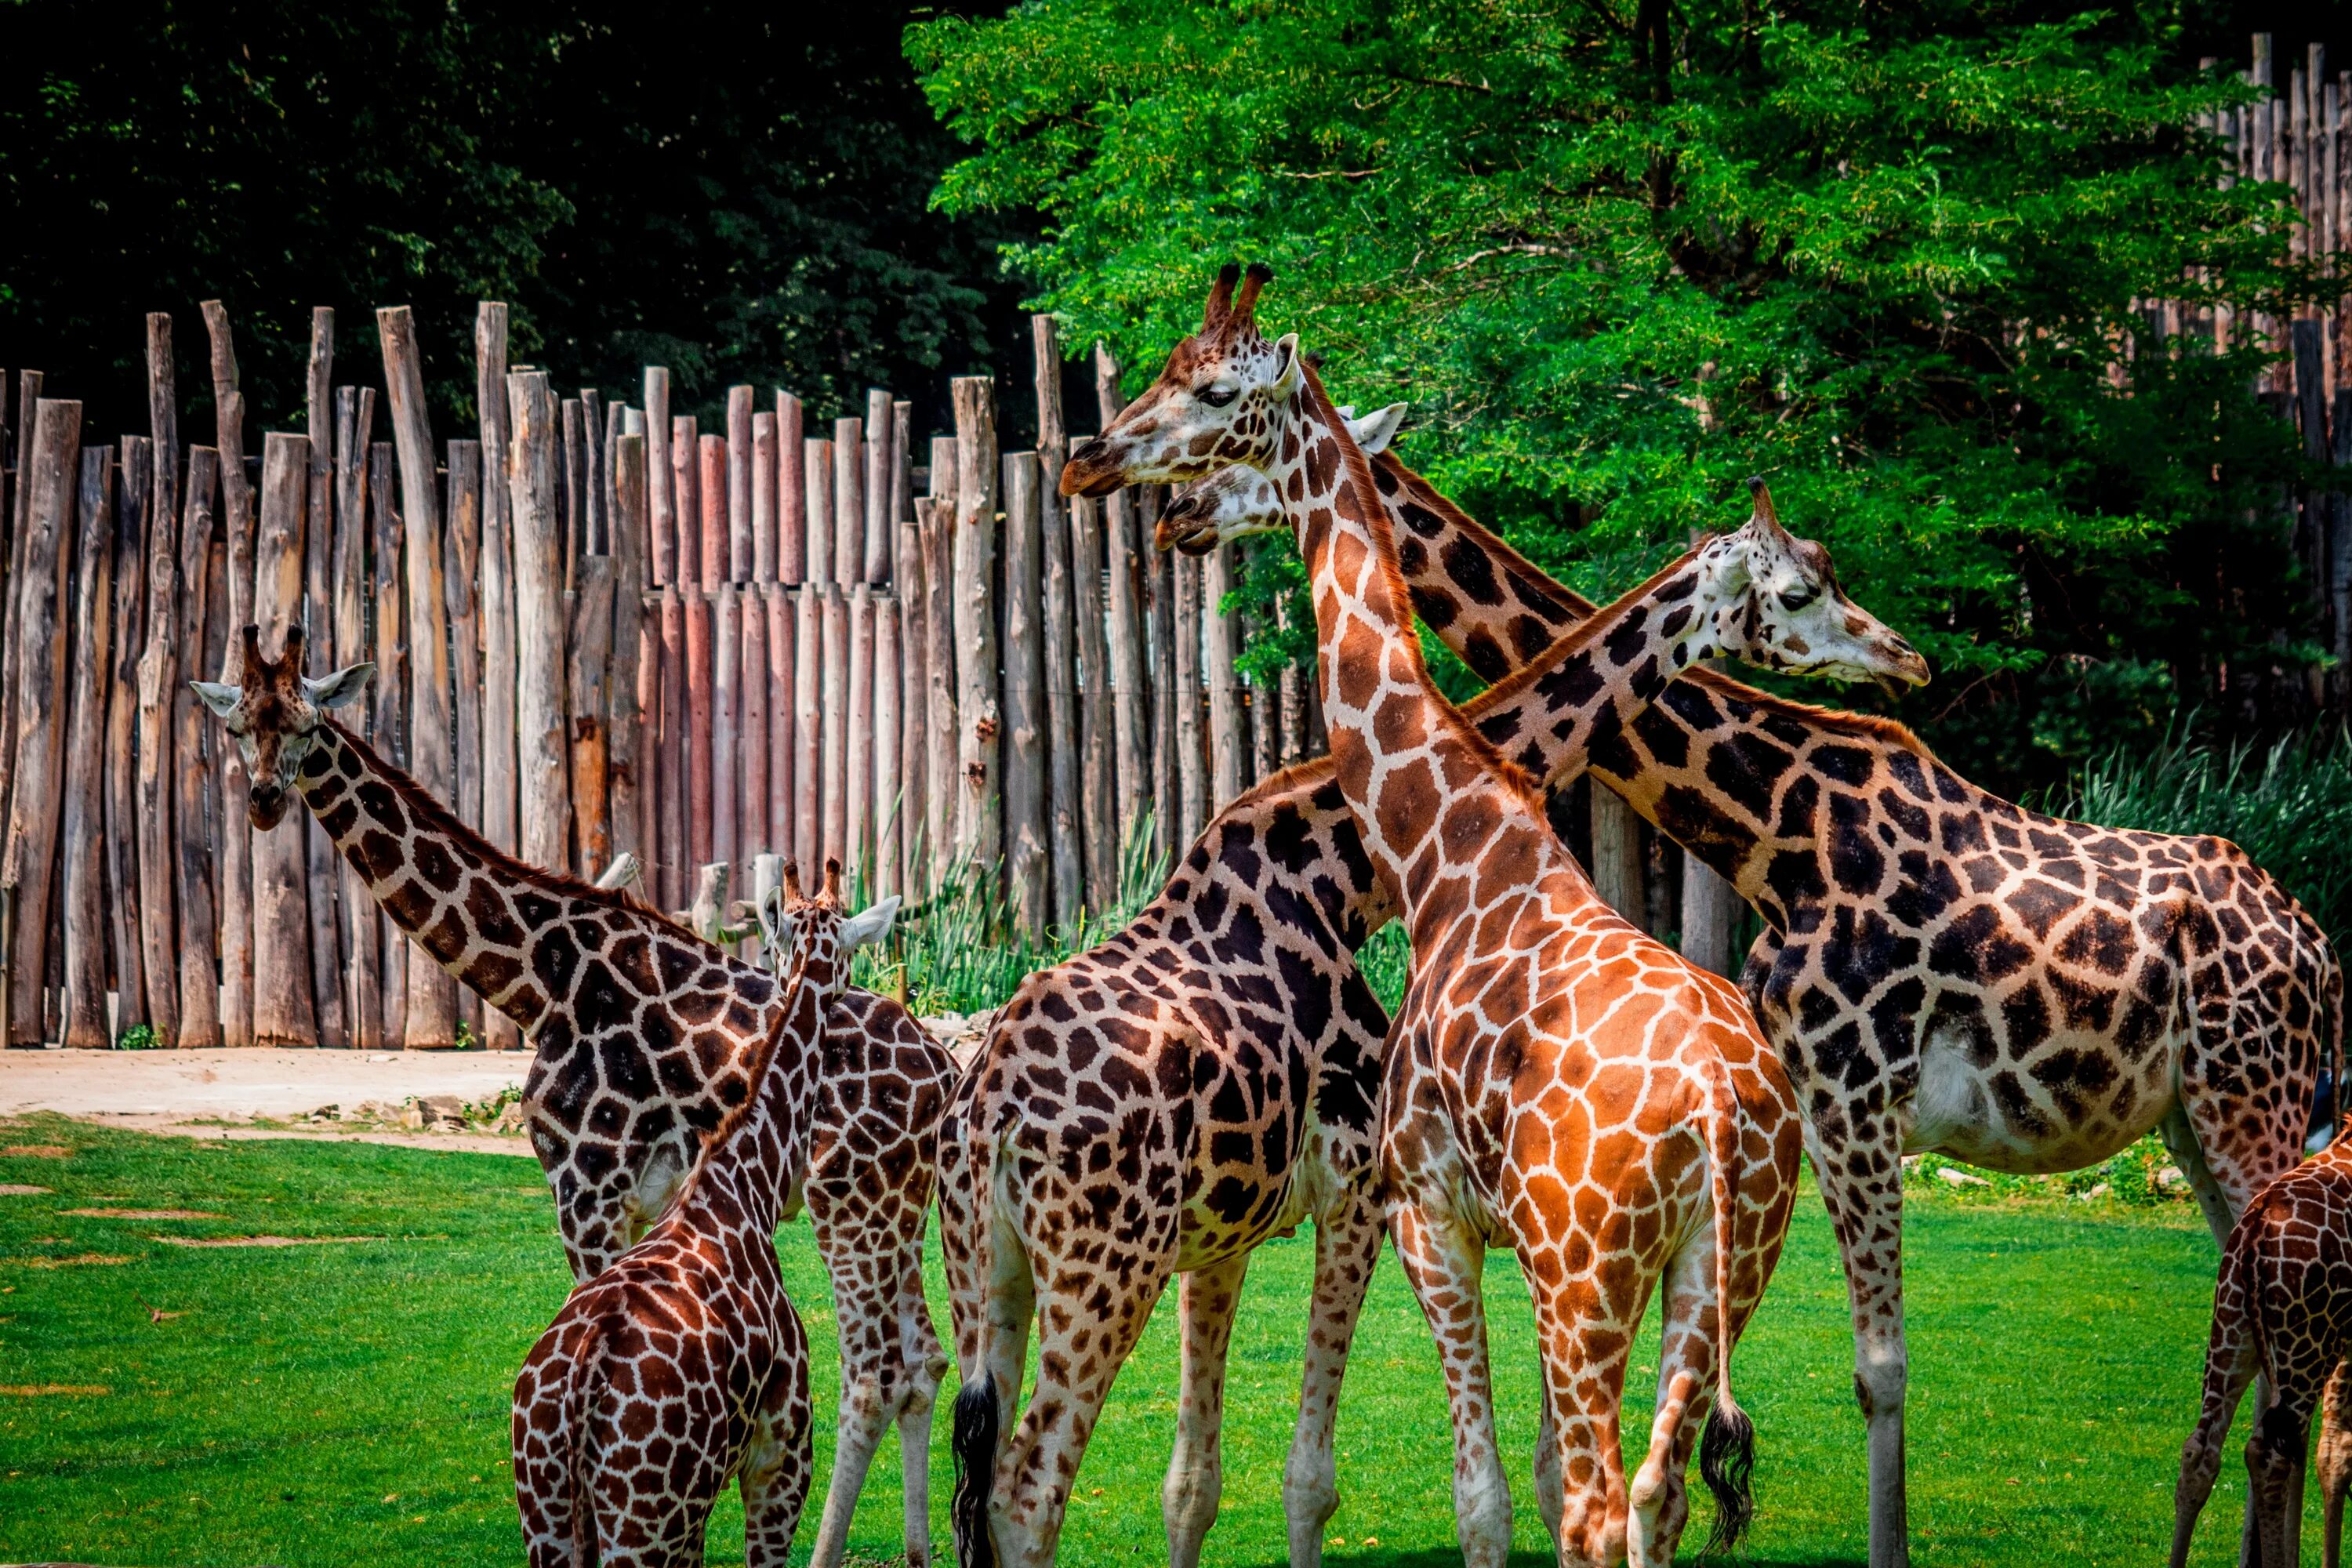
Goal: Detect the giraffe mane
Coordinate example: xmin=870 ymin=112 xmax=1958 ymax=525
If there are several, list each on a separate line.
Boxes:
xmin=1368 ymin=449 xmax=1937 ymax=758
xmin=321 ymin=715 xmax=704 ymax=936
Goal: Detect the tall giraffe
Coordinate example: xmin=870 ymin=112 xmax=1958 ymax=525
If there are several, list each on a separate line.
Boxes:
xmin=510 ymin=860 xmax=856 ymax=1567
xmin=1167 ymin=410 xmax=2345 ymax=1566
xmin=1061 ymin=265 xmax=1926 ymax=1565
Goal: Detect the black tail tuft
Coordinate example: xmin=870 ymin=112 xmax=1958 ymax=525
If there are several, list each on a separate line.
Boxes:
xmin=950 ymin=1380 xmax=1000 ymax=1568
xmin=2258 ymin=1398 xmax=2310 ymax=1456
xmin=1699 ymin=1401 xmax=1757 ymax=1555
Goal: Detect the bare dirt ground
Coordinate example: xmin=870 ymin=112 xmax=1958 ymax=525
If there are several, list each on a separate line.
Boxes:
xmin=0 ymin=1047 xmax=535 ymax=1156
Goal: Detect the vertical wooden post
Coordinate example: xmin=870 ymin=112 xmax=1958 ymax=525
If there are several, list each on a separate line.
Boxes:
xmin=1204 ymin=543 xmax=1245 ymax=811
xmin=250 ymin=434 xmax=317 ymax=1047
xmin=864 ymin=391 xmax=894 ymax=585
xmin=478 ymin=307 xmax=518 ymax=864
xmin=1069 ymin=491 xmax=1115 ymax=911
xmin=378 ymin=307 xmax=456 ymax=1048
xmin=1250 ymin=583 xmax=1281 ymax=786
xmin=848 ymin=584 xmax=875 ymax=883
xmin=566 ymin=511 xmax=615 ymax=880
xmin=332 ymin=396 xmax=380 ymax=1048
xmin=1173 ymin=548 xmax=1207 ymax=844
xmin=713 ymin=582 xmax=740 ymax=880
xmin=561 ymin=398 xmax=586 ymax=588
xmin=1033 ymin=319 xmax=1083 ymax=928
xmin=688 ymin=432 xmax=719 ymax=873
xmin=895 ymin=488 xmax=929 ymax=891
xmin=779 ymin=394 xmax=806 ymax=584
xmin=6 ymin=401 xmax=80 ymax=1044
xmin=793 ymin=584 xmax=822 ymax=875
xmin=170 ymin=448 xmax=221 ymax=1047
xmin=0 ymin=371 xmax=46 ymax=857
xmin=109 ymin=436 xmax=152 ymax=1036
xmin=833 ymin=419 xmax=863 ymax=591
xmin=873 ymin=591 xmax=902 ymax=899
xmin=199 ymin=304 xmax=254 ymax=1047
xmin=58 ymin=445 xmax=113 ymax=1047
xmin=445 ymin=440 xmax=485 ymax=1041
xmin=511 ymin=372 xmax=573 ymax=873
xmin=728 ymin=387 xmax=754 ymax=583
xmin=1002 ymin=452 xmax=1048 ymax=938
xmin=368 ymin=445 xmax=408 ymax=1046
xmin=748 ymin=409 xmax=776 ymax=855
xmin=920 ymin=488 xmax=958 ymax=893
xmin=821 ymin=584 xmax=849 ymax=870
xmin=136 ymin=417 xmax=181 ymax=1047
xmin=1277 ymin=590 xmax=1308 ymax=767
xmin=585 ymin=391 xmax=610 ymax=557
xmin=951 ymin=380 xmax=1001 ymax=880
xmin=610 ymin=431 xmax=648 ymax=874
xmin=303 ymin=316 xmax=346 ymax=1047
xmin=1589 ymin=785 xmax=1644 ymax=924
xmin=1097 ymin=347 xmax=1152 ymax=857
xmin=659 ymin=586 xmax=687 ymax=909
xmin=805 ymin=437 xmax=834 ymax=597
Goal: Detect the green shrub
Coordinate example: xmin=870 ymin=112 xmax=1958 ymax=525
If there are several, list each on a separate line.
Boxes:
xmin=115 ymin=1022 xmax=157 ymax=1051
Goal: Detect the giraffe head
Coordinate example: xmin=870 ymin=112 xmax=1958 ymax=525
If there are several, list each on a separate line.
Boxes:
xmin=191 ymin=626 xmax=372 ymax=830
xmin=755 ymin=859 xmax=899 ymax=1006
xmin=1062 ymin=263 xmax=1299 ymax=497
xmin=1157 ymin=402 xmax=1410 ymax=554
xmin=1686 ymin=481 xmax=1930 ymax=687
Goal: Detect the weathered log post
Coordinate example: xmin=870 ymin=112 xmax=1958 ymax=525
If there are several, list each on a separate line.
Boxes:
xmin=894 ymin=416 xmax=927 ymax=893
xmin=1149 ymin=489 xmax=1179 ymax=860
xmin=136 ymin=380 xmax=183 ymax=1048
xmin=793 ymin=583 xmax=822 ymax=876
xmin=864 ymin=392 xmax=894 ymax=586
xmin=847 ymin=584 xmax=875 ymax=882
xmin=1096 ymin=347 xmax=1152 ymax=859
xmin=1204 ymin=543 xmax=1246 ymax=811
xmin=1173 ymin=549 xmax=1207 ymax=845
xmin=833 ymin=419 xmax=863 ymax=593
xmin=109 ymin=436 xmax=152 ymax=1036
xmin=478 ymin=312 xmax=520 ymax=949
xmin=951 ymin=379 xmax=1001 ymax=884
xmin=1002 ymin=452 xmax=1050 ymax=938
xmin=642 ymin=372 xmax=675 ymax=913
xmin=250 ymin=434 xmax=317 ymax=1047
xmin=511 ymin=372 xmax=573 ymax=875
xmin=368 ymin=445 xmax=408 ymax=1045
xmin=708 ymin=439 xmax=739 ymax=885
xmin=567 ymin=496 xmax=615 ymax=880
xmin=332 ymin=393 xmax=381 ymax=1047
xmin=873 ymin=591 xmax=902 ymax=899
xmin=746 ymin=408 xmax=775 ymax=857
xmin=677 ymin=416 xmax=710 ymax=875
xmin=1069 ymin=489 xmax=1115 ymax=912
xmin=446 ymin=441 xmax=484 ymax=1040
xmin=59 ymin=445 xmax=114 ymax=1047
xmin=303 ymin=314 xmax=347 ymax=1047
xmin=921 ymin=452 xmax=959 ymax=893
xmin=378 ymin=306 xmax=456 ymax=1049
xmin=200 ymin=303 xmax=254 ymax=1047
xmin=821 ymin=584 xmax=849 ymax=871
xmin=765 ymin=397 xmax=797 ymax=865
xmin=611 ymin=431 xmax=648 ymax=877
xmin=1589 ymin=786 xmax=1645 ymax=925
xmin=6 ymin=401 xmax=81 ymax=1044
xmin=1033 ymin=319 xmax=1083 ymax=929
xmin=171 ymin=448 xmax=222 ymax=1047
xmin=728 ymin=387 xmax=753 ymax=583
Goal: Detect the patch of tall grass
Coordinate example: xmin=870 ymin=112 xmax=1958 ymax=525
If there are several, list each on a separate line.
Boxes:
xmin=851 ymin=811 xmax=1171 ymax=1015
xmin=2054 ymin=720 xmax=2352 ymax=953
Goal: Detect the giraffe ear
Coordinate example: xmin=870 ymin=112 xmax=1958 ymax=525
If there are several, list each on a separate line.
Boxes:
xmin=840 ymin=896 xmax=901 ymax=951
xmin=1270 ymin=333 xmax=1305 ymax=400
xmin=301 ymin=662 xmax=373 ymax=710
xmin=1350 ymin=403 xmax=1409 ymax=456
xmin=191 ymin=681 xmax=243 ymax=718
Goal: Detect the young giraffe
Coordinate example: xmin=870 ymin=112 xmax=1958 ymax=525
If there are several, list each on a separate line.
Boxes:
xmin=753 ymin=882 xmax=960 ymax=1568
xmin=1064 ymin=267 xmax=1926 ymax=1564
xmin=510 ymin=861 xmax=867 ymax=1566
xmin=2172 ymin=1136 xmax=2352 ymax=1568
xmin=1166 ymin=409 xmax=2346 ymax=1568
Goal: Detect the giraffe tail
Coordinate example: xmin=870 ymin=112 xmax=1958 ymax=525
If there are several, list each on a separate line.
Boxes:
xmin=1696 ymin=1051 xmax=1757 ymax=1555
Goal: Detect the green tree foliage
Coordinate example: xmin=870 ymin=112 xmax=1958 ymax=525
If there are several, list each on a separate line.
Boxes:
xmin=911 ymin=0 xmax=2332 ymax=794
xmin=1 ymin=2 xmax=1019 ymax=435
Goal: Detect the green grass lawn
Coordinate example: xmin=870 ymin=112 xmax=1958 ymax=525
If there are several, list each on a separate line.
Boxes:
xmin=0 ymin=1114 xmax=2270 ymax=1566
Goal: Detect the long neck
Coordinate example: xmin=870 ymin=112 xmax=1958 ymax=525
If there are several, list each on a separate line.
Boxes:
xmin=296 ymin=717 xmax=717 ymax=1032
xmin=1274 ymin=367 xmax=1540 ymax=931
xmin=671 ymin=969 xmax=821 ymax=1244
xmin=1374 ymin=454 xmax=1934 ymax=932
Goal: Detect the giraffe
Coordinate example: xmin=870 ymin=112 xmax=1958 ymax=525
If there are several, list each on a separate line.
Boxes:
xmin=1061 ymin=264 xmax=1931 ymax=1564
xmin=753 ymin=881 xmax=960 ymax=1568
xmin=2172 ymin=1135 xmax=2352 ymax=1568
xmin=1160 ymin=408 xmax=2346 ymax=1567
xmin=509 ymin=860 xmax=857 ymax=1566
xmin=197 ymin=624 xmax=948 ymax=1567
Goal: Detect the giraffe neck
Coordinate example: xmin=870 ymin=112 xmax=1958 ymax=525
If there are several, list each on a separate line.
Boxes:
xmin=665 ymin=971 xmax=818 ymax=1247
xmin=295 ymin=717 xmax=717 ymax=1033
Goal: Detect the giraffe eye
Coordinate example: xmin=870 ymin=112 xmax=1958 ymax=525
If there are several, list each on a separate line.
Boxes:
xmin=1778 ymin=584 xmax=1818 ymax=612
xmin=1197 ymin=384 xmax=1239 ymax=408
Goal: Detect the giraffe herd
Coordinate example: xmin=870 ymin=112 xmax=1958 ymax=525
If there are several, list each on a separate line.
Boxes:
xmin=187 ymin=261 xmax=2352 ymax=1567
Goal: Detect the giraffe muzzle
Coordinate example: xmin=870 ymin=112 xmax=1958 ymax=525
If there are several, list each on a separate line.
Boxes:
xmin=248 ymin=780 xmax=292 ymax=831
xmin=1059 ymin=438 xmax=1128 ymax=499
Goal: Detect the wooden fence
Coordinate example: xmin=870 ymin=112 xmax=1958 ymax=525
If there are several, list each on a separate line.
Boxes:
xmin=0 ymin=31 xmax=2340 ymax=1045
xmin=0 ymin=303 xmax=1310 ymax=1047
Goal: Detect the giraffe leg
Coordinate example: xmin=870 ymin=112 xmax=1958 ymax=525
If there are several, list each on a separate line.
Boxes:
xmin=1812 ymin=1148 xmax=1909 ymax=1568
xmin=2171 ymin=1228 xmax=2259 ymax=1568
xmin=899 ymin=1255 xmax=949 ymax=1568
xmin=990 ymin=1252 xmax=1172 ymax=1568
xmin=744 ymin=1306 xmax=818 ymax=1568
xmin=2321 ymin=1363 xmax=2352 ymax=1568
xmin=1532 ymin=1397 xmax=1564 ymax=1550
xmin=2245 ymin=1399 xmax=2310 ymax=1568
xmin=1628 ymin=1238 xmax=1719 ymax=1568
xmin=1165 ymin=1254 xmax=1248 ymax=1568
xmin=1389 ymin=1201 xmax=1512 ymax=1568
xmin=1283 ymin=1195 xmax=1385 ymax=1568
xmin=1525 ymin=1268 xmax=1636 ymax=1568
xmin=807 ymin=1218 xmax=901 ymax=1568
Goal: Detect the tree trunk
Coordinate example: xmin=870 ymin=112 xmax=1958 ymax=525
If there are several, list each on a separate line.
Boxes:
xmin=510 ymin=373 xmax=572 ymax=875
xmin=1001 ymin=453 xmax=1048 ymax=940
xmin=58 ymin=445 xmax=114 ymax=1047
xmin=7 ymin=401 xmax=82 ymax=1044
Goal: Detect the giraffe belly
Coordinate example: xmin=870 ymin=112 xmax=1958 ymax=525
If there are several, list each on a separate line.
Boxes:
xmin=1907 ymin=1018 xmax=2179 ymax=1174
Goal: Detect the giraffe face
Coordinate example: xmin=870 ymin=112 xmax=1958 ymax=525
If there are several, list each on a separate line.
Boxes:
xmin=191 ymin=624 xmax=372 ymax=829
xmin=1062 ymin=263 xmax=1301 ymax=498
xmin=1158 ymin=403 xmax=1410 ymax=554
xmin=757 ymin=860 xmax=899 ymax=1006
xmin=1689 ymin=485 xmax=1930 ymax=688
